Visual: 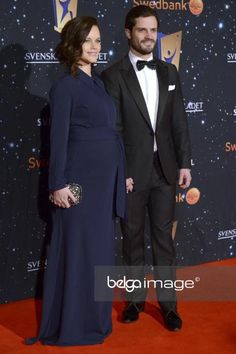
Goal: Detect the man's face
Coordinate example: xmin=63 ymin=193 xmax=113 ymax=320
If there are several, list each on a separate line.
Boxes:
xmin=125 ymin=16 xmax=158 ymax=56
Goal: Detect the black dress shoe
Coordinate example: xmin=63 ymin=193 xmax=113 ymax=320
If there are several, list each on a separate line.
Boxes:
xmin=164 ymin=310 xmax=182 ymax=331
xmin=123 ymin=302 xmax=144 ymax=323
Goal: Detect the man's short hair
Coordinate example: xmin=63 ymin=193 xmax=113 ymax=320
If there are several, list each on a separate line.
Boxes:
xmin=125 ymin=5 xmax=160 ymax=31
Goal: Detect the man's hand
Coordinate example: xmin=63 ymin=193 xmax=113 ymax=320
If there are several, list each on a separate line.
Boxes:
xmin=178 ymin=169 xmax=192 ymax=189
xmin=126 ymin=177 xmax=134 ymax=193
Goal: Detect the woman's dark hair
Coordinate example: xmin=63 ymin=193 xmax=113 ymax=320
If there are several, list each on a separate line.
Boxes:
xmin=125 ymin=5 xmax=160 ymax=31
xmin=55 ymin=16 xmax=99 ymax=76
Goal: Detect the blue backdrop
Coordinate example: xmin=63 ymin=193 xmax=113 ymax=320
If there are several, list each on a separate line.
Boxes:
xmin=0 ymin=0 xmax=235 ymax=303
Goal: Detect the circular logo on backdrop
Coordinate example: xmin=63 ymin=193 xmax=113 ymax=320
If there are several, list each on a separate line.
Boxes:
xmin=189 ymin=0 xmax=204 ymax=15
xmin=186 ymin=188 xmax=201 ymax=205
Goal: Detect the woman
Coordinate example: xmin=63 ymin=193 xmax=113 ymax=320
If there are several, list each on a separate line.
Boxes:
xmin=26 ymin=16 xmax=126 ymax=346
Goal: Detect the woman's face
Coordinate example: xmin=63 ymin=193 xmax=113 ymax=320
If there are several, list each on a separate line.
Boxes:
xmin=79 ymin=25 xmax=101 ymax=65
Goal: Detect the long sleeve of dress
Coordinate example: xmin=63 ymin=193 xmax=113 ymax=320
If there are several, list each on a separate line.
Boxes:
xmin=48 ymin=79 xmax=72 ymax=191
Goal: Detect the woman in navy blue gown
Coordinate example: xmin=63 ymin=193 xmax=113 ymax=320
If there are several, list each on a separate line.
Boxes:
xmin=26 ymin=16 xmax=126 ymax=346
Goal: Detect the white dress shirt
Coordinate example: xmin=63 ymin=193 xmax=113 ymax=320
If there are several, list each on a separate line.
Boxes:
xmin=129 ymin=50 xmax=159 ymax=151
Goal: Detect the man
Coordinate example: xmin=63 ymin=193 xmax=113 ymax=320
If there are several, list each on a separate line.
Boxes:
xmin=102 ymin=5 xmax=191 ymax=331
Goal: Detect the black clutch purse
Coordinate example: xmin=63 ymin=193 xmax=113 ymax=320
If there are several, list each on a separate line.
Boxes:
xmin=66 ymin=183 xmax=82 ymax=205
xmin=49 ymin=183 xmax=82 ymax=206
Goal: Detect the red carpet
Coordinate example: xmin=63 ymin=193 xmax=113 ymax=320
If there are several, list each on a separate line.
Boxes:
xmin=1 ymin=259 xmax=236 ymax=354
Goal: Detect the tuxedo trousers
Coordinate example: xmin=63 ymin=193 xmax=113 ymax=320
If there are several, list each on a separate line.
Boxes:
xmin=121 ymin=152 xmax=177 ymax=313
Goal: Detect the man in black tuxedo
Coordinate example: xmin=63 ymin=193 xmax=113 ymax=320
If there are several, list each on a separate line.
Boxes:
xmin=102 ymin=5 xmax=191 ymax=331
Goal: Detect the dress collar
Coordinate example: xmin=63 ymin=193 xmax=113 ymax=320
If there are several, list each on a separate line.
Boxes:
xmin=77 ymin=67 xmax=102 ymax=88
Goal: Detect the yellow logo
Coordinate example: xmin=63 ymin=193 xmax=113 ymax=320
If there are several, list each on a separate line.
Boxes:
xmin=52 ymin=0 xmax=78 ymax=33
xmin=158 ymin=31 xmax=182 ymax=70
xmin=172 ymin=220 xmax=178 ymax=240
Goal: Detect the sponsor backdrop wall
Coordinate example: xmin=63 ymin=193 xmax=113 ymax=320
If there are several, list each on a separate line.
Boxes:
xmin=0 ymin=0 xmax=235 ymax=303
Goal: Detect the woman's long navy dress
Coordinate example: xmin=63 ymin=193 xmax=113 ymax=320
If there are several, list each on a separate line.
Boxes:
xmin=28 ymin=69 xmax=126 ymax=346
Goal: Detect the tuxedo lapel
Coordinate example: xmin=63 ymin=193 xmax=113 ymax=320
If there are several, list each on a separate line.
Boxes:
xmin=155 ymin=60 xmax=169 ymax=130
xmin=120 ymin=56 xmax=152 ymax=130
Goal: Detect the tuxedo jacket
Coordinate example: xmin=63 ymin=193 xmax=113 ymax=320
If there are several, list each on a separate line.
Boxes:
xmin=101 ymin=55 xmax=191 ymax=190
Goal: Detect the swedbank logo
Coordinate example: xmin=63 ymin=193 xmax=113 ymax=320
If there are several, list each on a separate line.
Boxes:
xmin=176 ymin=188 xmax=201 ymax=205
xmin=52 ymin=0 xmax=78 ymax=33
xmin=185 ymin=188 xmax=201 ymax=205
xmin=157 ymin=31 xmax=182 ymax=70
xmin=133 ymin=0 xmax=204 ymax=15
xmin=225 ymin=142 xmax=236 ymax=152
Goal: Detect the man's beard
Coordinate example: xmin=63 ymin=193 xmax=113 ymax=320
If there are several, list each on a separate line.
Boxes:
xmin=131 ymin=40 xmax=156 ymax=55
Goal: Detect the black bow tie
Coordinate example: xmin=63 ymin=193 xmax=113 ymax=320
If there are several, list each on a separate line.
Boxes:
xmin=136 ymin=59 xmax=156 ymax=71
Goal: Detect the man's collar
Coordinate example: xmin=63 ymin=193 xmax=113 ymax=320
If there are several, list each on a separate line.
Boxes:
xmin=128 ymin=50 xmax=154 ymax=65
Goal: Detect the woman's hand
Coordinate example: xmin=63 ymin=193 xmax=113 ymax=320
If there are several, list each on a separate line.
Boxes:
xmin=51 ymin=187 xmax=76 ymax=208
xmin=126 ymin=177 xmax=134 ymax=193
